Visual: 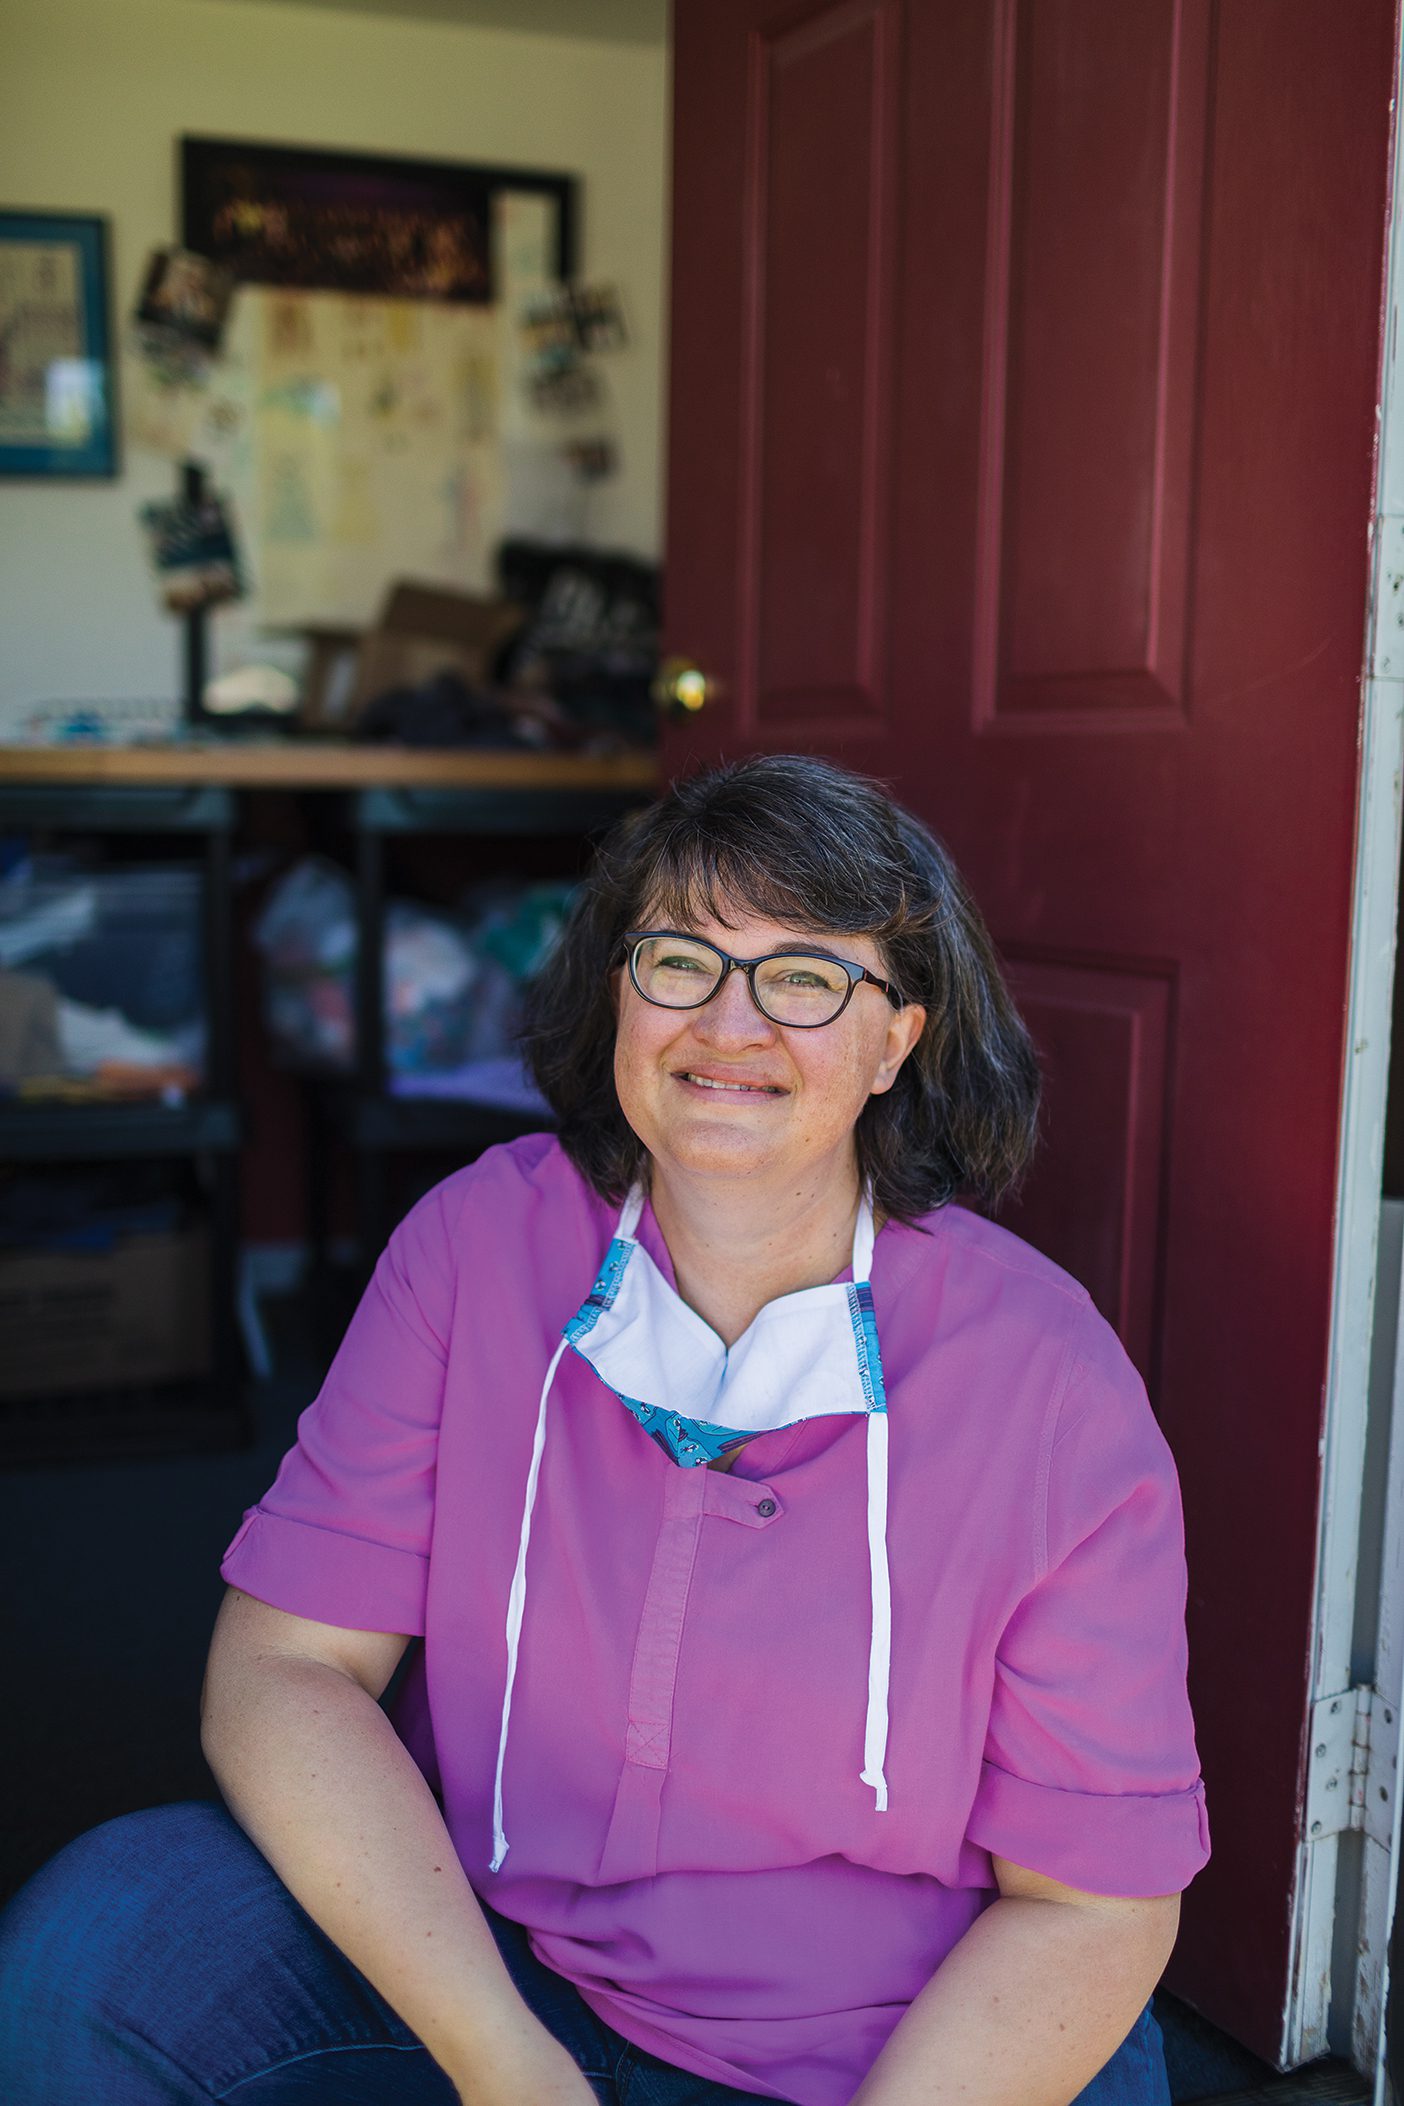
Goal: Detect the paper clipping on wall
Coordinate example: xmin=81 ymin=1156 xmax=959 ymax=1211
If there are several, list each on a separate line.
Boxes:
xmin=126 ymin=185 xmax=577 ymax=641
xmin=216 ymin=285 xmax=504 ymax=627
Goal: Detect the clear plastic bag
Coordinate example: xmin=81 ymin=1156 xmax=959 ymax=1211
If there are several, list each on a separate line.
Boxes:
xmin=252 ymin=858 xmax=571 ymax=1085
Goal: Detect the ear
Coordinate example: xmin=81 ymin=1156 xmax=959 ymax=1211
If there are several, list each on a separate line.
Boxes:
xmin=869 ymin=1004 xmax=927 ymax=1096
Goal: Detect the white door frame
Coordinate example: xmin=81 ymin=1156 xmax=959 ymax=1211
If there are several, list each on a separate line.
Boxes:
xmin=1286 ymin=14 xmax=1404 ymax=2072
xmin=1365 ymin=1203 xmax=1404 ymax=2095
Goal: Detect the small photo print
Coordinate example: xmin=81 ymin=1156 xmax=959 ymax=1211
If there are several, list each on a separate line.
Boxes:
xmin=563 ymin=437 xmax=617 ymax=482
xmin=134 ymin=247 xmax=236 ymax=355
xmin=529 ymin=362 xmax=601 ymax=415
xmin=521 ymin=290 xmax=578 ymax=370
xmin=139 ymin=491 xmax=245 ymax=613
xmin=520 ymin=283 xmax=628 ymax=364
xmin=571 ymin=283 xmax=627 ymax=354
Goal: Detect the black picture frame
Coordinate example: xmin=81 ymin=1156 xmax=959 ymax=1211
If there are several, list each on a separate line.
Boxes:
xmin=0 ymin=210 xmax=118 ymax=480
xmin=180 ymin=137 xmax=577 ymax=304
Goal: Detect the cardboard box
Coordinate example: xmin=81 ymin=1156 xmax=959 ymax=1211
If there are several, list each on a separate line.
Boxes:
xmin=0 ymin=1229 xmax=211 ymax=1399
xmin=299 ymin=625 xmax=362 ymax=730
xmin=300 ymin=583 xmax=526 ymax=729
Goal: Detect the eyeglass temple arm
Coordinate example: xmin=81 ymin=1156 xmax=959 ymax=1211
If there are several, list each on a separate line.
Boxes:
xmin=865 ymin=968 xmax=905 ymax=1008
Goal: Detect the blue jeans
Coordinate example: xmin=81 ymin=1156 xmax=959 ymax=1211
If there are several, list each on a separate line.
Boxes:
xmin=0 ymin=1803 xmax=1171 ymax=2104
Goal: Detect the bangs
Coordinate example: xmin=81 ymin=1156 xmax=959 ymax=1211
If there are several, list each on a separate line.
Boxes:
xmin=632 ymin=826 xmax=907 ymax=945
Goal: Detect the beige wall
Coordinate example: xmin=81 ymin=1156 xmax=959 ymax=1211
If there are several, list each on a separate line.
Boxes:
xmin=0 ymin=0 xmax=669 ymax=712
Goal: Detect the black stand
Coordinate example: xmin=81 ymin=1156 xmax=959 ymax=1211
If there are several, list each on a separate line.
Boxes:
xmin=180 ymin=459 xmax=210 ymax=729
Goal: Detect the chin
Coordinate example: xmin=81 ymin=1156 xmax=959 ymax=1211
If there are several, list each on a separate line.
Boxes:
xmin=654 ymin=1124 xmax=780 ymax=1180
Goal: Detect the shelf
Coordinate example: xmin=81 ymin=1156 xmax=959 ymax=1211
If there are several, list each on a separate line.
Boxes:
xmin=353 ymin=782 xmax=649 ymax=835
xmin=0 ymin=1378 xmax=251 ymax=1468
xmin=0 ymin=783 xmax=235 ymax=831
xmin=0 ymin=1099 xmax=241 ymax=1161
xmin=329 ymin=1092 xmax=549 ymax=1154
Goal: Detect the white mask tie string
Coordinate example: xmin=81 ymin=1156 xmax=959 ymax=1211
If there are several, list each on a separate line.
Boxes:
xmin=850 ymin=1194 xmax=889 ymax=1814
xmin=852 ymin=1193 xmax=876 ymax=1284
xmin=859 ymin=1406 xmax=891 ymax=1812
xmin=489 ymin=1332 xmax=567 ymax=1872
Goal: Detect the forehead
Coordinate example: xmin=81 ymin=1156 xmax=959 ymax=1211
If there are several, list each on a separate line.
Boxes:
xmin=637 ymin=899 xmax=885 ymax=966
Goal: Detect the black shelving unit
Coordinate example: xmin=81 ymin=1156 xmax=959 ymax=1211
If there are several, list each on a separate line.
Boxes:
xmin=308 ymin=780 xmax=649 ymax=1269
xmin=0 ymin=782 xmax=248 ymax=1463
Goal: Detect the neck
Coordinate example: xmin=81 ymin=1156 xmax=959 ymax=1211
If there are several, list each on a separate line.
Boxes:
xmin=647 ymin=1155 xmax=864 ymax=1345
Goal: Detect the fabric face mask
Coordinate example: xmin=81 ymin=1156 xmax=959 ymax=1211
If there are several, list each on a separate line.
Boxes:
xmin=562 ymin=1185 xmax=887 ymax=1466
xmin=489 ymin=1187 xmax=893 ymax=1871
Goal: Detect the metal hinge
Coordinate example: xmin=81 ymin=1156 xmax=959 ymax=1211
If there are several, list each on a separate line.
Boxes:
xmin=1304 ymin=1686 xmax=1398 ymax=1851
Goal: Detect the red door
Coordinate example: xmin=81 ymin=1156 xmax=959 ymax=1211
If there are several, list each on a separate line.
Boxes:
xmin=662 ymin=0 xmax=1396 ymax=2060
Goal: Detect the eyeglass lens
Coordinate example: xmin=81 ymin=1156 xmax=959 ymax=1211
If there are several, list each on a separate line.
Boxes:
xmin=630 ymin=935 xmax=853 ymax=1026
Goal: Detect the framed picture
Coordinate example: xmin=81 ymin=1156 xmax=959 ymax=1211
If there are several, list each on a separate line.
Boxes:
xmin=181 ymin=138 xmax=576 ymax=304
xmin=0 ymin=211 xmax=118 ymax=479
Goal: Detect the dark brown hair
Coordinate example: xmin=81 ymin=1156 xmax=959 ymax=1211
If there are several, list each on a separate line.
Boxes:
xmin=521 ymin=754 xmax=1040 ymax=1222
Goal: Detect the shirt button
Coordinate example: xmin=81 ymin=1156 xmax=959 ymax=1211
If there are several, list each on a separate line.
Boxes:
xmin=756 ymin=1498 xmax=777 ymax=1518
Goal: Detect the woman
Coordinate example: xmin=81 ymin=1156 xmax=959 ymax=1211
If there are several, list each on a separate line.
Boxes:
xmin=0 ymin=755 xmax=1208 ymax=2105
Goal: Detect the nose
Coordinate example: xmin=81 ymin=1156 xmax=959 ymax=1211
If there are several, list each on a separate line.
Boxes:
xmin=691 ymin=965 xmax=777 ymax=1045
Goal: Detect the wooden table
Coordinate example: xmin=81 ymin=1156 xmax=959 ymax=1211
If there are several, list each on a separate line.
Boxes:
xmin=0 ymin=740 xmax=659 ymax=793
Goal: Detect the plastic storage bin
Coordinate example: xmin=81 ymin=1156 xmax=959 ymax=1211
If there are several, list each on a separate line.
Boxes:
xmin=0 ymin=866 xmax=207 ymax=1097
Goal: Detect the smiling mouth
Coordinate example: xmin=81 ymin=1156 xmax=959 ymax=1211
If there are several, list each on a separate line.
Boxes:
xmin=677 ymin=1072 xmax=785 ymax=1095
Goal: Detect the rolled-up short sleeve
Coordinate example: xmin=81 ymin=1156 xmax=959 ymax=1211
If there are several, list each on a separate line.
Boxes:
xmin=221 ymin=1182 xmax=458 ymax=1635
xmin=966 ymin=1306 xmax=1210 ymax=1898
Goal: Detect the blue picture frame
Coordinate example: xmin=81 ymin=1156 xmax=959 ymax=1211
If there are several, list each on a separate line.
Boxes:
xmin=0 ymin=211 xmax=118 ymax=479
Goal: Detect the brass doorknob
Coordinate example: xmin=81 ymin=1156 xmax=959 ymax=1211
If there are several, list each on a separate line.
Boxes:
xmin=652 ymin=656 xmax=718 ymax=716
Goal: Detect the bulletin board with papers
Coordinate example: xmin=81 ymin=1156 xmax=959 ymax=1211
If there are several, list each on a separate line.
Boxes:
xmin=237 ymin=188 xmax=566 ymax=630
xmin=129 ymin=171 xmax=576 ymax=646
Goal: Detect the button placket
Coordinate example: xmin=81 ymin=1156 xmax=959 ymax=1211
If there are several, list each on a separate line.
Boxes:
xmin=596 ymin=1466 xmax=706 ymax=1882
xmin=626 ymin=1465 xmax=706 ymax=1767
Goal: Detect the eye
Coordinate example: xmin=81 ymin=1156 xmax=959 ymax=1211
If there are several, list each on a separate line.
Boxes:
xmin=656 ymin=950 xmax=711 ymax=973
xmin=758 ymin=956 xmax=849 ymax=994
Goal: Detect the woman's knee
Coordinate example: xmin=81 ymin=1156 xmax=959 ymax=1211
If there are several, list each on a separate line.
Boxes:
xmin=5 ymin=1801 xmax=232 ymax=1920
xmin=0 ymin=1803 xmax=300 ymax=2102
xmin=0 ymin=1802 xmax=250 ymax=2014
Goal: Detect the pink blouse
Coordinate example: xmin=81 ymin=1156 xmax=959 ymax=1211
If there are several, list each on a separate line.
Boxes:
xmin=222 ymin=1133 xmax=1208 ymax=2106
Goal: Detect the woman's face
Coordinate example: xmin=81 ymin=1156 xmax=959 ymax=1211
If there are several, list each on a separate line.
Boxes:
xmin=612 ymin=903 xmax=927 ymax=1196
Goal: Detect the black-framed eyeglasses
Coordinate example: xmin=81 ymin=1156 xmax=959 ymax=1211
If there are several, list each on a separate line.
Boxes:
xmin=622 ymin=930 xmax=903 ymax=1029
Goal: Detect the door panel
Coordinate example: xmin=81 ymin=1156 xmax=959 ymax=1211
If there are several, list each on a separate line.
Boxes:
xmin=976 ymin=0 xmax=1210 ymax=725
xmin=665 ymin=0 xmax=1396 ymax=2058
xmin=740 ymin=0 xmax=901 ymax=734
xmin=1000 ymin=954 xmax=1173 ymax=1378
